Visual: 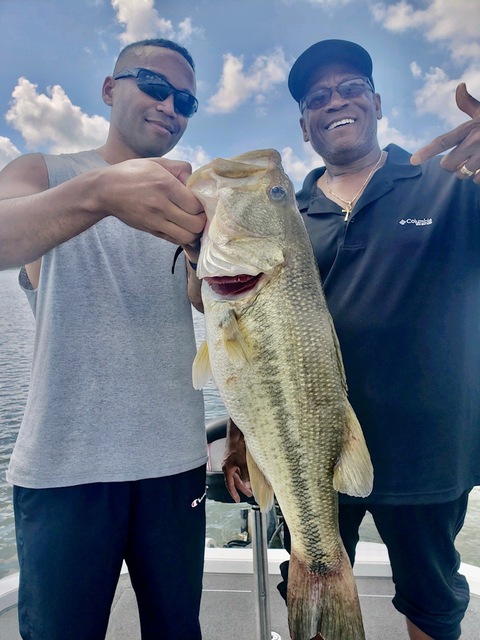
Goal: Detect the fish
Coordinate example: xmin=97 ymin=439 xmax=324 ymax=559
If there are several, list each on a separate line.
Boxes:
xmin=189 ymin=149 xmax=373 ymax=640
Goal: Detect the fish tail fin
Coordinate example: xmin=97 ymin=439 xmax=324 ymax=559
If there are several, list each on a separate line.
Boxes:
xmin=245 ymin=446 xmax=274 ymax=512
xmin=221 ymin=310 xmax=253 ymax=366
xmin=192 ymin=340 xmax=212 ymax=389
xmin=287 ymin=547 xmax=365 ymax=640
xmin=333 ymin=402 xmax=373 ymax=497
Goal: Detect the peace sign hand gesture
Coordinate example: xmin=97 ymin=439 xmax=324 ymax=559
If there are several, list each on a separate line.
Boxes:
xmin=410 ymin=83 xmax=480 ymax=184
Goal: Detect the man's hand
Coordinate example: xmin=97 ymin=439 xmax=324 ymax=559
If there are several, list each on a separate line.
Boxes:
xmin=222 ymin=418 xmax=253 ymax=503
xmin=410 ymin=83 xmax=480 ymax=184
xmin=95 ymin=157 xmax=207 ymax=245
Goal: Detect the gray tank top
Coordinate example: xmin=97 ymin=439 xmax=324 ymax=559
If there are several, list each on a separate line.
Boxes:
xmin=7 ymin=150 xmax=207 ymax=488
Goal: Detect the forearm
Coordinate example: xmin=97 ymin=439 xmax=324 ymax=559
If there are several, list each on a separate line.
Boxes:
xmin=226 ymin=418 xmax=245 ymax=449
xmin=187 ymin=262 xmax=203 ymax=312
xmin=184 ymin=243 xmax=203 ymax=312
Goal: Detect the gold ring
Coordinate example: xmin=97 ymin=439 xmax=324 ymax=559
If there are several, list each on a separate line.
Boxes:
xmin=460 ymin=163 xmax=475 ymax=177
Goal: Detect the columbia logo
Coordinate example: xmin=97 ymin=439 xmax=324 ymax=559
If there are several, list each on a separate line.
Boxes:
xmin=399 ymin=218 xmax=433 ymax=226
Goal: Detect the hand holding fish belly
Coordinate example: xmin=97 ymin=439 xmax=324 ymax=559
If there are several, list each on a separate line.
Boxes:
xmin=189 ymin=149 xmax=373 ymax=640
xmin=222 ymin=418 xmax=253 ymax=503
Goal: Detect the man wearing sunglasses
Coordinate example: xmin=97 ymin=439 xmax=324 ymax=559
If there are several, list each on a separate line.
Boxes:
xmin=0 ymin=39 xmax=208 ymax=639
xmin=224 ymin=39 xmax=480 ymax=640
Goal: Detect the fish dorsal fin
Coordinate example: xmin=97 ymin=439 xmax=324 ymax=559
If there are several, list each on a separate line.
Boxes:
xmin=221 ymin=310 xmax=252 ymax=367
xmin=192 ymin=340 xmax=212 ymax=390
xmin=333 ymin=402 xmax=374 ymax=497
xmin=246 ymin=446 xmax=274 ymax=512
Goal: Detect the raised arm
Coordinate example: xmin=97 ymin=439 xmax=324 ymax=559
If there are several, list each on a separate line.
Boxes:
xmin=410 ymin=83 xmax=480 ymax=185
xmin=0 ymin=153 xmax=207 ymax=274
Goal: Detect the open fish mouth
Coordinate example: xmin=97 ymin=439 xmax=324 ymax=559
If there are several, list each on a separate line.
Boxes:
xmin=204 ymin=273 xmax=264 ymax=296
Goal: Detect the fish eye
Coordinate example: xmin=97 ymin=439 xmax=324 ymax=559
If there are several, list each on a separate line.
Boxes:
xmin=269 ymin=185 xmax=287 ymax=202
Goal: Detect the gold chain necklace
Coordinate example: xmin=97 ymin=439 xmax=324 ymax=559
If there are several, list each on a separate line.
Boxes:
xmin=325 ymin=151 xmax=385 ymax=222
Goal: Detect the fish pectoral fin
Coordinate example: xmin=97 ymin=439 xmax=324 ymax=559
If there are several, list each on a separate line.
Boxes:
xmin=192 ymin=341 xmax=212 ymax=390
xmin=333 ymin=402 xmax=374 ymax=497
xmin=246 ymin=446 xmax=274 ymax=512
xmin=221 ymin=311 xmax=253 ymax=367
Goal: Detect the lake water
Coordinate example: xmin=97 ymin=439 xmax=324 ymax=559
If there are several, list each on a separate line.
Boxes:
xmin=1 ymin=268 xmax=479 ymax=580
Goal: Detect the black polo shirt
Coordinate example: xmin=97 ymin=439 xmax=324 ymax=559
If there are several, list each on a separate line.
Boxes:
xmin=297 ymin=144 xmax=480 ymax=504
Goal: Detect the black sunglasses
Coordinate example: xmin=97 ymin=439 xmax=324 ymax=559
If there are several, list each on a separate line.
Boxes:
xmin=113 ymin=67 xmax=198 ymax=118
xmin=300 ymin=77 xmax=374 ymax=113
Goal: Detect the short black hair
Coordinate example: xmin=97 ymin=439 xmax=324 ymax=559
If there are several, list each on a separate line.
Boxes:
xmin=114 ymin=38 xmax=195 ymax=75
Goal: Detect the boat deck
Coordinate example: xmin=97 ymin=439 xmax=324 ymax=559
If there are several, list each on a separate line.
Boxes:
xmin=0 ymin=573 xmax=408 ymax=640
xmin=2 ymin=546 xmax=480 ymax=639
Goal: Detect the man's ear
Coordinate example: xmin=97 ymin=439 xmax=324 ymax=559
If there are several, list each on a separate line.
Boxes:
xmin=102 ymin=76 xmax=115 ymax=107
xmin=374 ymin=93 xmax=383 ymax=120
xmin=300 ymin=116 xmax=310 ymax=143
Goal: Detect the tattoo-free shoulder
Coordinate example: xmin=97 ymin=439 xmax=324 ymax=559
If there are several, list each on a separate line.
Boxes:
xmin=0 ymin=152 xmax=49 ymax=198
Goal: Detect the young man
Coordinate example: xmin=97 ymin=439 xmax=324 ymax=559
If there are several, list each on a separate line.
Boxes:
xmin=0 ymin=39 xmax=207 ymax=639
xmin=224 ymin=40 xmax=480 ymax=640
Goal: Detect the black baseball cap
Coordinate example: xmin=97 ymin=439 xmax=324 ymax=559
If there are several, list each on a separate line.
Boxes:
xmin=288 ymin=39 xmax=374 ymax=103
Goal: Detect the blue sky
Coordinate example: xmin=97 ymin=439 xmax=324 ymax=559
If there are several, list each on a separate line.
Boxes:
xmin=1 ymin=0 xmax=479 ymax=189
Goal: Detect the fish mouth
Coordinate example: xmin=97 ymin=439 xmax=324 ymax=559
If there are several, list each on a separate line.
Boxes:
xmin=204 ymin=273 xmax=264 ymax=297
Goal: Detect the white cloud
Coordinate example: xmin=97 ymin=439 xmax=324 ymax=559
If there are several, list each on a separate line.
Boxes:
xmin=412 ymin=66 xmax=461 ymax=127
xmin=409 ymin=63 xmax=480 ymax=129
xmin=372 ymin=0 xmax=480 ymax=62
xmin=111 ymin=0 xmax=202 ymax=45
xmin=287 ymin=0 xmax=352 ymax=7
xmin=112 ymin=0 xmax=174 ymax=44
xmin=165 ymin=144 xmax=211 ymax=170
xmin=410 ymin=61 xmax=422 ymax=79
xmin=372 ymin=0 xmax=423 ymax=32
xmin=177 ymin=18 xmax=201 ymax=42
xmin=0 ymin=136 xmax=21 ymax=171
xmin=377 ymin=116 xmax=425 ymax=154
xmin=281 ymin=143 xmax=323 ymax=188
xmin=372 ymin=2 xmax=480 ymax=131
xmin=206 ymin=48 xmax=290 ymax=114
xmin=5 ymin=78 xmax=109 ymax=154
xmin=306 ymin=0 xmax=352 ymax=5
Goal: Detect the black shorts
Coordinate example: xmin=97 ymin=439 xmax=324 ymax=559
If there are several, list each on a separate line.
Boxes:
xmin=14 ymin=466 xmax=207 ymax=640
xmin=278 ymin=490 xmax=471 ymax=640
xmin=339 ymin=492 xmax=470 ymax=640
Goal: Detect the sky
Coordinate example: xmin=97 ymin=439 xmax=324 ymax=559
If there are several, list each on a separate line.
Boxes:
xmin=1 ymin=0 xmax=479 ymax=189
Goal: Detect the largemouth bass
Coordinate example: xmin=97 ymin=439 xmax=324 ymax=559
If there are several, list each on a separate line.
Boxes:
xmin=189 ymin=149 xmax=373 ymax=640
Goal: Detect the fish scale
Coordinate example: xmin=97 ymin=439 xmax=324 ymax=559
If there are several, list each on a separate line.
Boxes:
xmin=189 ymin=149 xmax=373 ymax=640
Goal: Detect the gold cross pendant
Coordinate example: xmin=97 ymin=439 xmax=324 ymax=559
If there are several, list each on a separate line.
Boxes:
xmin=342 ymin=204 xmax=353 ymax=222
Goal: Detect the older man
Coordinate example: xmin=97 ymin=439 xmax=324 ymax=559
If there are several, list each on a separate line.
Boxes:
xmin=224 ymin=39 xmax=480 ymax=640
